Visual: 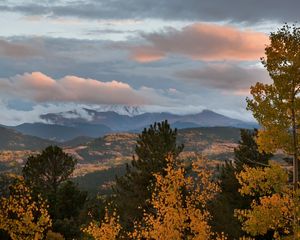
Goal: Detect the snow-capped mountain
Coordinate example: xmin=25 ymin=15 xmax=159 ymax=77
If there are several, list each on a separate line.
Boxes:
xmin=94 ymin=105 xmax=143 ymax=116
xmin=40 ymin=108 xmax=257 ymax=131
xmin=3 ymin=108 xmax=258 ymax=141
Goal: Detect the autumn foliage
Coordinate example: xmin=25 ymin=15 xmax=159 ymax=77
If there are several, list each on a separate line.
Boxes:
xmin=0 ymin=177 xmax=52 ymax=240
xmin=235 ymin=164 xmax=299 ymax=239
xmin=83 ymin=207 xmax=121 ymax=240
xmin=84 ymin=156 xmax=227 ymax=239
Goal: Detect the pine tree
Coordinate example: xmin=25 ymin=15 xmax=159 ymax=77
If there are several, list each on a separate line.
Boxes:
xmin=22 ymin=146 xmax=87 ymax=238
xmin=113 ymin=120 xmax=184 ymax=231
xmin=52 ymin=181 xmax=87 ymax=239
xmin=234 ymin=129 xmax=272 ymax=171
xmin=23 ymin=146 xmax=76 ymax=200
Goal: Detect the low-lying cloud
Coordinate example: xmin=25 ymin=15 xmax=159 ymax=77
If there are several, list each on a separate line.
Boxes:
xmin=129 ymin=23 xmax=268 ymax=62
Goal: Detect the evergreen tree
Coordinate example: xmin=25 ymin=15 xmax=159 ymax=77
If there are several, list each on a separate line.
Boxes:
xmin=52 ymin=181 xmax=87 ymax=239
xmin=210 ymin=129 xmax=273 ymax=239
xmin=22 ymin=146 xmax=87 ymax=239
xmin=234 ymin=129 xmax=271 ymax=171
xmin=113 ymin=120 xmax=184 ymax=230
xmin=23 ymin=146 xmax=76 ymax=199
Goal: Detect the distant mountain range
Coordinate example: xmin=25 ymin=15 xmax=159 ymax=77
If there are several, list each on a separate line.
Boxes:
xmin=40 ymin=108 xmax=257 ymax=130
xmin=2 ymin=108 xmax=257 ymax=142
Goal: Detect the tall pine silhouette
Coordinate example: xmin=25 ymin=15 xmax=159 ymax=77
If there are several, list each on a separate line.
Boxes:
xmin=113 ymin=120 xmax=184 ymax=230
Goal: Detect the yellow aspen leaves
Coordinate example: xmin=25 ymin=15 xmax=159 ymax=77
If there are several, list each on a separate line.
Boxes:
xmin=246 ymin=24 xmax=300 ymax=156
xmin=236 ymin=163 xmax=289 ymax=196
xmin=235 ymin=194 xmax=293 ymax=238
xmin=235 ymin=164 xmax=298 ymax=239
xmin=132 ymin=156 xmax=226 ymax=240
xmin=82 ymin=207 xmax=122 ymax=240
xmin=83 ymin=156 xmax=227 ymax=240
xmin=0 ymin=179 xmax=52 ymax=240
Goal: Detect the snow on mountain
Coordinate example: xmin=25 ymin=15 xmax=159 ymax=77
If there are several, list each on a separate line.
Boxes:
xmin=94 ymin=105 xmax=143 ymax=116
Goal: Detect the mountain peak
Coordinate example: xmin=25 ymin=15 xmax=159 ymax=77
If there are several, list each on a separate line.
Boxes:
xmin=201 ymin=109 xmax=216 ymax=114
xmin=92 ymin=105 xmax=143 ymax=116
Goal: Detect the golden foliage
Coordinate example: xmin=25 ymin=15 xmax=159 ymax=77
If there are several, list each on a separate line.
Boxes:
xmin=83 ymin=156 xmax=227 ymax=240
xmin=236 ymin=163 xmax=289 ymax=196
xmin=236 ymin=194 xmax=293 ymax=237
xmin=45 ymin=230 xmax=65 ymax=240
xmin=0 ymin=178 xmax=52 ymax=240
xmin=131 ymin=156 xmax=226 ymax=240
xmin=82 ymin=207 xmax=122 ymax=240
xmin=235 ymin=165 xmax=299 ymax=239
xmin=246 ymin=24 xmax=300 ymax=156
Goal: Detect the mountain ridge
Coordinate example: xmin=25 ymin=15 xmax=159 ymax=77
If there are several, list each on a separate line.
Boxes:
xmin=2 ymin=109 xmax=257 ymax=142
xmin=41 ymin=108 xmax=257 ymax=131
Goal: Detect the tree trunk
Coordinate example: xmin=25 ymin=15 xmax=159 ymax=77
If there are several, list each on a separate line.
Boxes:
xmin=291 ymin=92 xmax=299 ymax=240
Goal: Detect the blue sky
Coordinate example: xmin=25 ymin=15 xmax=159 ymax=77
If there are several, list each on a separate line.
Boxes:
xmin=0 ymin=0 xmax=299 ymax=125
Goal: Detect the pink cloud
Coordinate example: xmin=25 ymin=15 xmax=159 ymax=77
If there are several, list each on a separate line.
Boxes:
xmin=233 ymin=88 xmax=251 ymax=96
xmin=130 ymin=46 xmax=165 ymax=62
xmin=130 ymin=23 xmax=269 ymax=62
xmin=18 ymin=72 xmax=56 ymax=88
xmin=0 ymin=72 xmax=166 ymax=105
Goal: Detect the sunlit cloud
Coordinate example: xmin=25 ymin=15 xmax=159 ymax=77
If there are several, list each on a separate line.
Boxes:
xmin=233 ymin=89 xmax=251 ymax=96
xmin=0 ymin=72 xmax=168 ymax=105
xmin=130 ymin=46 xmax=166 ymax=62
xmin=129 ymin=23 xmax=268 ymax=62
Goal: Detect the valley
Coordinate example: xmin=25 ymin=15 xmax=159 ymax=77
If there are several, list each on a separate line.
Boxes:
xmin=0 ymin=126 xmax=241 ymax=193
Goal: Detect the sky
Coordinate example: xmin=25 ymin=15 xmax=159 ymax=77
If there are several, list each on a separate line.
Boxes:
xmin=0 ymin=0 xmax=299 ymax=125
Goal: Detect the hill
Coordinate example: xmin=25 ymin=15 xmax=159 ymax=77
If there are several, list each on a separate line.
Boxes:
xmin=9 ymin=122 xmax=111 ymax=142
xmin=65 ymin=127 xmax=240 ymax=177
xmin=0 ymin=126 xmax=55 ymax=151
xmin=0 ymin=126 xmax=242 ymax=193
xmin=71 ymin=127 xmax=241 ymax=194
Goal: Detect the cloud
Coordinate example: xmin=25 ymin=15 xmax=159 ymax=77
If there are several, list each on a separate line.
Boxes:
xmin=0 ymin=39 xmax=41 ymax=58
xmin=0 ymin=99 xmax=105 ymax=126
xmin=0 ymin=72 xmax=167 ymax=105
xmin=130 ymin=46 xmax=166 ymax=63
xmin=129 ymin=23 xmax=268 ymax=62
xmin=1 ymin=0 xmax=299 ymax=23
xmin=177 ymin=63 xmax=271 ymax=94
